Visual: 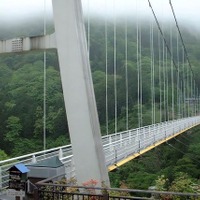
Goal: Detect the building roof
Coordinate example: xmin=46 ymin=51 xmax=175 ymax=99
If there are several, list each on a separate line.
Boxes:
xmin=28 ymin=156 xmax=63 ymax=168
xmin=8 ymin=163 xmax=30 ymax=173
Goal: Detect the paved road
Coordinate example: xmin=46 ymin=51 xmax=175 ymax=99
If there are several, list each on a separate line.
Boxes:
xmin=0 ymin=191 xmax=23 ymax=200
xmin=0 ymin=194 xmax=14 ymax=200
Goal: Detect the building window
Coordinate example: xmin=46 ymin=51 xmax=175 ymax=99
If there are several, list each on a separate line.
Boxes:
xmin=12 ymin=38 xmax=23 ymax=52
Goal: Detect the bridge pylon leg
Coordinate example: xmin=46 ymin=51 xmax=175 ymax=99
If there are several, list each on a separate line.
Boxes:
xmin=52 ymin=0 xmax=110 ymax=186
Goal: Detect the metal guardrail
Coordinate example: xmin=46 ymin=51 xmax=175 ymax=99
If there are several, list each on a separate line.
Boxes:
xmin=0 ymin=144 xmax=73 ymax=189
xmin=1 ymin=116 xmax=200 ymax=190
xmin=35 ymin=181 xmax=200 ymax=200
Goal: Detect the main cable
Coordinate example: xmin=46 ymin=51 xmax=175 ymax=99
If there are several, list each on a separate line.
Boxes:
xmin=169 ymin=0 xmax=197 ymax=87
xmin=147 ymin=0 xmax=193 ymax=122
xmin=169 ymin=0 xmax=199 ymax=118
xmin=147 ymin=0 xmax=186 ymax=97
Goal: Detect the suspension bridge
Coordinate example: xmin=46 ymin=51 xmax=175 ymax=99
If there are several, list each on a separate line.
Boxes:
xmin=0 ymin=0 xmax=200 ymax=192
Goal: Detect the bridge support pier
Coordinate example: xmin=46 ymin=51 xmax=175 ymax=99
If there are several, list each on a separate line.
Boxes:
xmin=52 ymin=0 xmax=109 ymax=186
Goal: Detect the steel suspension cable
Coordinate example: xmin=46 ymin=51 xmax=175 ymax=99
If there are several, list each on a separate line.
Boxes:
xmin=104 ymin=0 xmax=109 ymax=135
xmin=186 ymin=61 xmax=189 ymax=117
xmin=196 ymin=88 xmax=198 ymax=115
xmin=161 ymin=0 xmax=165 ymax=122
xmin=150 ymin=21 xmax=155 ymax=124
xmin=190 ymin=71 xmax=193 ymax=116
xmin=147 ymin=0 xmax=183 ymax=122
xmin=195 ymin=83 xmax=197 ymax=115
xmin=136 ymin=0 xmax=143 ymax=128
xmin=151 ymin=24 xmax=153 ymax=125
xmin=43 ymin=0 xmax=47 ymax=150
xmin=174 ymin=137 xmax=189 ymax=148
xmin=139 ymin=16 xmax=143 ymax=127
xmin=158 ymin=31 xmax=162 ymax=122
xmin=185 ymin=61 xmax=187 ymax=118
xmin=167 ymin=142 xmax=200 ymax=165
xmin=193 ymin=81 xmax=195 ymax=116
xmin=166 ymin=49 xmax=169 ymax=121
xmin=194 ymin=81 xmax=197 ymax=116
xmin=176 ymin=29 xmax=180 ymax=118
xmin=113 ymin=0 xmax=117 ymax=133
xmin=170 ymin=23 xmax=174 ymax=120
xmin=197 ymin=86 xmax=198 ymax=115
xmin=169 ymin=0 xmax=197 ymax=86
xmin=180 ymin=134 xmax=191 ymax=143
xmin=182 ymin=48 xmax=186 ymax=117
xmin=169 ymin=0 xmax=198 ymax=118
xmin=125 ymin=11 xmax=129 ymax=130
xmin=147 ymin=0 xmax=187 ymax=103
xmin=87 ymin=0 xmax=90 ymax=57
xmin=163 ymin=36 xmax=166 ymax=121
xmin=136 ymin=0 xmax=141 ymax=128
xmin=192 ymin=75 xmax=197 ymax=116
xmin=198 ymin=89 xmax=200 ymax=115
xmin=198 ymin=87 xmax=199 ymax=115
xmin=192 ymin=75 xmax=195 ymax=116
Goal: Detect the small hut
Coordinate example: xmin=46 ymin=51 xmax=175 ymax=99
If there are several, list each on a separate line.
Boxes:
xmin=8 ymin=163 xmax=29 ymax=191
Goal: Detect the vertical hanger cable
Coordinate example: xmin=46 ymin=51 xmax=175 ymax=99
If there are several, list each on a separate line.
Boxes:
xmin=105 ymin=0 xmax=109 ymax=135
xmin=43 ymin=0 xmax=47 ymax=150
xmin=87 ymin=0 xmax=90 ymax=57
xmin=170 ymin=23 xmax=174 ymax=120
xmin=182 ymin=47 xmax=186 ymax=117
xmin=158 ymin=31 xmax=162 ymax=122
xmin=113 ymin=0 xmax=117 ymax=133
xmin=166 ymin=49 xmax=169 ymax=121
xmin=176 ymin=29 xmax=180 ymax=118
xmin=139 ymin=12 xmax=143 ymax=126
xmin=125 ymin=9 xmax=129 ymax=130
xmin=136 ymin=0 xmax=140 ymax=128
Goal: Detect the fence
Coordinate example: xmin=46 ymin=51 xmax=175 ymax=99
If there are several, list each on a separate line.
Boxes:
xmin=34 ymin=180 xmax=200 ymax=200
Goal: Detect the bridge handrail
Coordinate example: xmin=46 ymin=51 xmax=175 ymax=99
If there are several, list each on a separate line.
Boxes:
xmin=101 ymin=118 xmax=188 ymax=141
xmin=1 ymin=116 xmax=199 ymax=165
xmin=1 ymin=116 xmax=200 ymax=189
xmin=0 ymin=144 xmax=72 ymax=165
xmin=1 ymin=116 xmax=198 ymax=166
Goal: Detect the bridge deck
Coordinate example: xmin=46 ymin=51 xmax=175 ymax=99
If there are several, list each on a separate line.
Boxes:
xmin=0 ymin=116 xmax=200 ymax=189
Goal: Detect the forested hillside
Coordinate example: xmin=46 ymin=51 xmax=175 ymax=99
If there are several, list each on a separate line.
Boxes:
xmin=0 ymin=17 xmax=200 ymax=190
xmin=0 ymin=51 xmax=69 ymax=156
xmin=109 ymin=126 xmax=200 ymax=192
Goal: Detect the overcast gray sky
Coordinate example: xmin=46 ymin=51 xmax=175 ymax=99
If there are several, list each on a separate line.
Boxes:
xmin=0 ymin=0 xmax=199 ymax=30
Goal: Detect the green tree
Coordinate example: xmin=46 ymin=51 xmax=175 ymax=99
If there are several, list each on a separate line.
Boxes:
xmin=169 ymin=172 xmax=195 ymax=193
xmin=0 ymin=150 xmax=9 ymax=160
xmin=5 ymin=116 xmax=22 ymax=142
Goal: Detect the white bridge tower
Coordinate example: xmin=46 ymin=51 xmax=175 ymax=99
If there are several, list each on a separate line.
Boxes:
xmin=0 ymin=0 xmax=109 ymax=186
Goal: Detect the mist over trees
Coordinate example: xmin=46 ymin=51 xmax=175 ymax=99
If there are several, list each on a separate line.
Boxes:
xmin=0 ymin=17 xmax=200 ymax=191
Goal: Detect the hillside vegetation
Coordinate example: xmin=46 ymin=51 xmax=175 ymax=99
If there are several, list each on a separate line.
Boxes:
xmin=0 ymin=18 xmax=200 ymax=191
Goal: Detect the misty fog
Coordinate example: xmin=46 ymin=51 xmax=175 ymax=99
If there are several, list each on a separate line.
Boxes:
xmin=0 ymin=0 xmax=199 ymax=40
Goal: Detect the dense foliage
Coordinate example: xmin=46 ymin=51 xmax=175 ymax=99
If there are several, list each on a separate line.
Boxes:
xmin=0 ymin=51 xmax=69 ymax=156
xmin=109 ymin=127 xmax=200 ymax=192
xmin=0 ymin=17 xmax=200 ymax=192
